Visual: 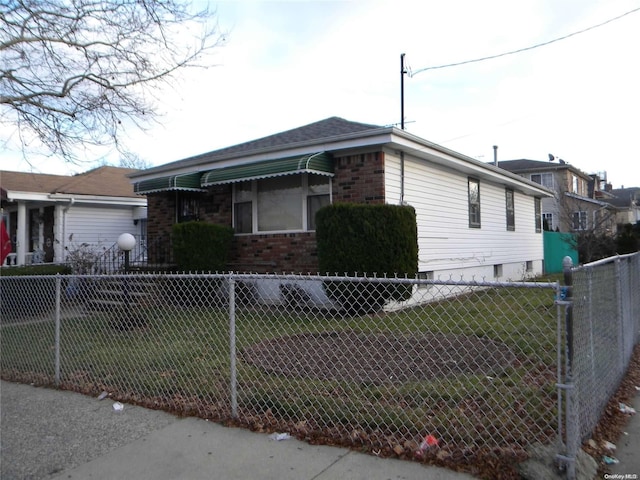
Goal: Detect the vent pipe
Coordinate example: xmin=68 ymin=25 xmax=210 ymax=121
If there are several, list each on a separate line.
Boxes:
xmin=493 ymin=145 xmax=498 ymax=166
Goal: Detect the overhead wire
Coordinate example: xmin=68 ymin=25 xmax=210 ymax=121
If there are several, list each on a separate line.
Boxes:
xmin=409 ymin=5 xmax=640 ymax=77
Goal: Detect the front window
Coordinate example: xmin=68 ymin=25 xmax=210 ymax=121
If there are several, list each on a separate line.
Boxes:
xmin=234 ymin=181 xmax=253 ymax=234
xmin=258 ymin=175 xmax=302 ymax=231
xmin=233 ymin=174 xmax=331 ymax=233
xmin=572 ymin=211 xmax=588 ymax=231
xmin=468 ymin=178 xmax=481 ymax=228
xmin=307 ymin=174 xmax=330 ymax=230
xmin=177 ymin=193 xmax=200 ymax=223
xmin=505 ymin=188 xmax=515 ymax=231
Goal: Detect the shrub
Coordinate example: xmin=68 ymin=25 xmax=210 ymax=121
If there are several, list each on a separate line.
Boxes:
xmin=617 ymin=222 xmax=640 ymax=254
xmin=316 ymin=203 xmax=418 ymax=314
xmin=0 ymin=264 xmax=71 ymax=276
xmin=65 ymin=240 xmax=106 ymax=274
xmin=172 ymin=221 xmax=234 ymax=272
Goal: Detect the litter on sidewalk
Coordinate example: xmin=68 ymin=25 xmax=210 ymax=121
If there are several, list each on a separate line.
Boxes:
xmin=619 ymin=402 xmax=637 ymax=414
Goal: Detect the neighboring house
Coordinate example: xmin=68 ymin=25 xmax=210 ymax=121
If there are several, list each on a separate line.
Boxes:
xmin=605 ymin=187 xmax=640 ymax=226
xmin=130 ymin=117 xmax=551 ymax=281
xmin=0 ymin=166 xmax=147 ymax=267
xmin=497 ymin=159 xmax=618 ymax=235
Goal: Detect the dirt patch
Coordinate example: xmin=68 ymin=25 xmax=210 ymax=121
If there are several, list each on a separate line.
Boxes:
xmin=242 ymin=330 xmax=517 ymax=384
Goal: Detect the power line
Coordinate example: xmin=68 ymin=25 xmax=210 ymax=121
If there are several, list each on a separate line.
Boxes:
xmin=409 ymin=6 xmax=640 ymax=77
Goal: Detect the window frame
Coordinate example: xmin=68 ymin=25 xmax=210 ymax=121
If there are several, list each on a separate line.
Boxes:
xmin=468 ymin=178 xmax=481 ymax=229
xmin=534 ymin=198 xmax=542 ymax=233
xmin=530 ymin=173 xmax=554 ymax=189
xmin=232 ymin=173 xmax=332 ymax=234
xmin=176 ymin=192 xmax=200 ymax=223
xmin=505 ymin=188 xmax=515 ymax=231
xmin=572 ymin=211 xmax=588 ymax=231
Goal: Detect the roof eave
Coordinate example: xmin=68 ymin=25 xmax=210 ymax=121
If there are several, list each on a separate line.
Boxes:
xmin=128 ymin=126 xmax=394 ymax=181
xmin=390 ymin=129 xmax=554 ymax=197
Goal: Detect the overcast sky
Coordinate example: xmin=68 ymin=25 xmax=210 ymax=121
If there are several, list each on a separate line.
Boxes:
xmin=4 ymin=0 xmax=640 ymax=188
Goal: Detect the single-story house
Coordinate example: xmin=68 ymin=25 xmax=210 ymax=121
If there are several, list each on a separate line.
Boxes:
xmin=1 ymin=166 xmax=147 ymax=267
xmin=130 ymin=117 xmax=552 ymax=281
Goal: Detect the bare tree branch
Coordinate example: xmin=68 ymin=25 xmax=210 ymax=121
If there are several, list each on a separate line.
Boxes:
xmin=0 ymin=0 xmax=226 ymax=163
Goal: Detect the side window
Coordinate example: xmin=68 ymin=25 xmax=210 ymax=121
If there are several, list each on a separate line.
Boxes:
xmin=534 ymin=198 xmax=542 ymax=233
xmin=468 ymin=178 xmax=481 ymax=228
xmin=543 ymin=213 xmax=554 ymax=231
xmin=505 ymin=188 xmax=515 ymax=231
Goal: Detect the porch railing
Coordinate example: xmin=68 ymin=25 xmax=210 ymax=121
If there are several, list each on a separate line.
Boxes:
xmin=93 ymin=234 xmax=173 ymax=273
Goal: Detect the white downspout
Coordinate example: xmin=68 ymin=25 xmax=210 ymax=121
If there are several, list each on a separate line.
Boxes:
xmin=16 ymin=201 xmax=27 ymax=265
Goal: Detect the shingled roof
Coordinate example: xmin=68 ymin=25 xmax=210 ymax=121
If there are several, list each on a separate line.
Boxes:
xmin=607 ymin=187 xmax=640 ymax=207
xmin=142 ymin=117 xmax=383 ymax=172
xmin=0 ymin=166 xmax=140 ymax=198
xmin=497 ymin=159 xmax=591 ymax=178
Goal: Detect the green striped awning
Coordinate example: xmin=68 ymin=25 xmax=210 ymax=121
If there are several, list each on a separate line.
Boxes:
xmin=201 ymin=152 xmax=333 ymax=186
xmin=134 ymin=172 xmax=205 ymax=195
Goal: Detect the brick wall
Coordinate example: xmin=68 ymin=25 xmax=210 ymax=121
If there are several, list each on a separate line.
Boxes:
xmin=333 ymin=151 xmax=385 ymax=204
xmin=231 ymin=232 xmax=318 ymax=273
xmin=144 ymin=150 xmax=386 ymax=272
xmin=146 ymin=194 xmax=175 ymax=238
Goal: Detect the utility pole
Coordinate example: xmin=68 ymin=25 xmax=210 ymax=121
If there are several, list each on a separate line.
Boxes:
xmin=400 ymin=53 xmax=406 ymax=130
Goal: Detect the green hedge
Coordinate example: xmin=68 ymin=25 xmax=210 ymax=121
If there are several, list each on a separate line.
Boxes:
xmin=0 ymin=264 xmax=71 ymax=276
xmin=316 ymin=203 xmax=418 ymax=313
xmin=172 ymin=221 xmax=234 ymax=272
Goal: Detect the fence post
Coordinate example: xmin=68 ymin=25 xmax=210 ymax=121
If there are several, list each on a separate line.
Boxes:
xmin=54 ymin=274 xmax=61 ymax=387
xmin=562 ymin=256 xmax=577 ymax=480
xmin=229 ymin=276 xmax=238 ymax=419
xmin=614 ymin=257 xmax=625 ymax=370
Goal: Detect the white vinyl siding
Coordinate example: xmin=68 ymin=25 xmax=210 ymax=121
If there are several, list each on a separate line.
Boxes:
xmin=63 ymin=205 xmax=142 ymax=254
xmin=384 ymin=151 xmax=544 ymax=278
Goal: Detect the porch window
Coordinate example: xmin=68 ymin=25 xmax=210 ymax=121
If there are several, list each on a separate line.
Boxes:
xmin=534 ymin=198 xmax=542 ymax=233
xmin=505 ymin=188 xmax=515 ymax=231
xmin=468 ymin=178 xmax=481 ymax=228
xmin=233 ymin=174 xmax=331 ymax=233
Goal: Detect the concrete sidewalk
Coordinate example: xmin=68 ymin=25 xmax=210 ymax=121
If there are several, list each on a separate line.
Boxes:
xmin=3 ymin=380 xmax=639 ymax=480
xmin=1 ymin=381 xmax=474 ymax=480
xmin=606 ymin=390 xmax=640 ymax=479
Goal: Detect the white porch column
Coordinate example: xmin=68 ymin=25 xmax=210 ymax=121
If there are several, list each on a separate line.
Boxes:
xmin=16 ymin=201 xmax=27 ymax=265
xmin=54 ymin=204 xmax=65 ymax=263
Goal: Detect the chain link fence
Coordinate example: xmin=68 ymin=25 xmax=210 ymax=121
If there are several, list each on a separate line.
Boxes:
xmin=2 ymin=271 xmax=565 ymax=475
xmin=570 ymin=252 xmax=640 ymax=445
